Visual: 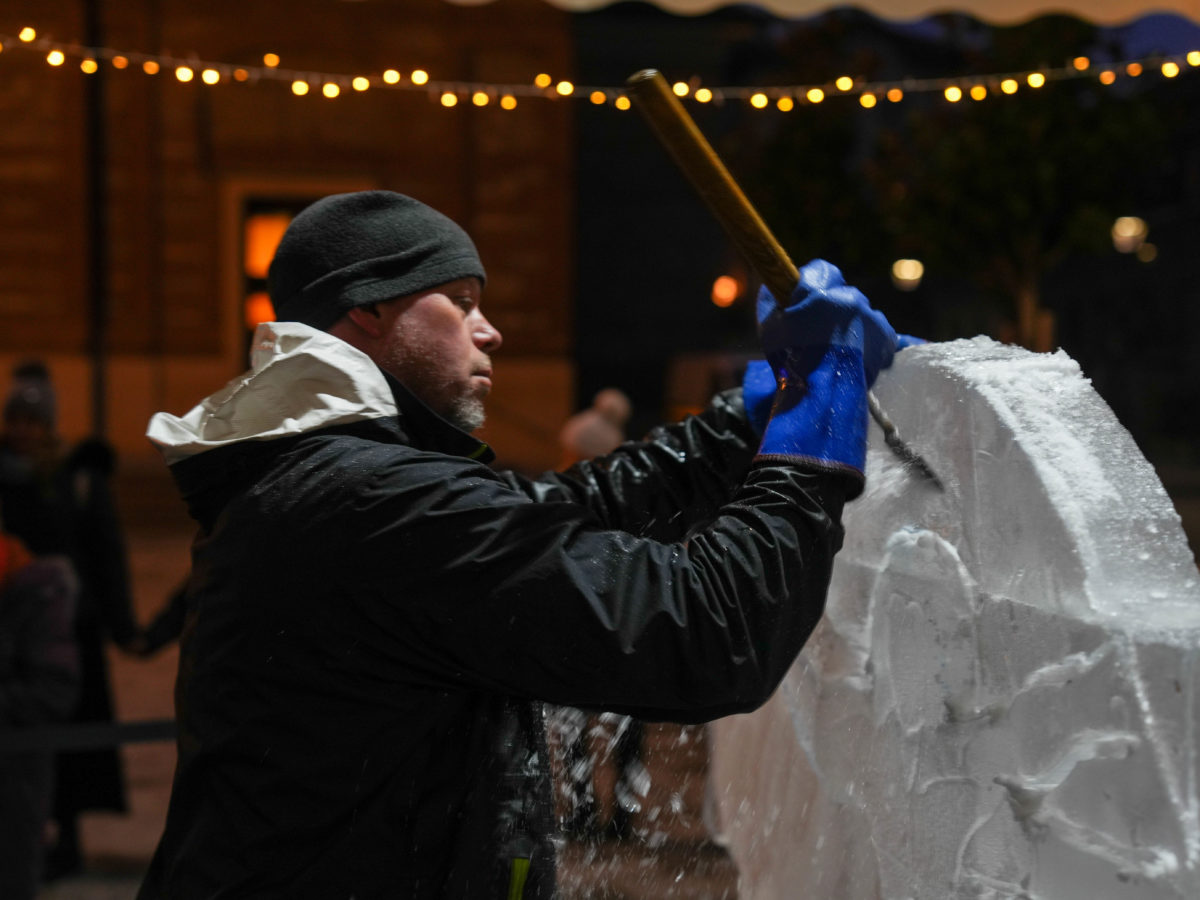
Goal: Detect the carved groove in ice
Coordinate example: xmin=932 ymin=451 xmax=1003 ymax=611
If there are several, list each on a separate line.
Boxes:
xmin=706 ymin=337 xmax=1200 ymax=899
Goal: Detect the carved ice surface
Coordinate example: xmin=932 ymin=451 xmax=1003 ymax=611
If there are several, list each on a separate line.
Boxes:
xmin=706 ymin=337 xmax=1200 ymax=900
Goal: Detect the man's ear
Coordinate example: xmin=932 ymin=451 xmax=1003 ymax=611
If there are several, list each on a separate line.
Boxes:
xmin=345 ymin=303 xmax=386 ymax=338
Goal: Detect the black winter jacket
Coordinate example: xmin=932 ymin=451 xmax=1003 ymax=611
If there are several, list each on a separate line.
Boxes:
xmin=137 ymin=324 xmax=847 ymax=899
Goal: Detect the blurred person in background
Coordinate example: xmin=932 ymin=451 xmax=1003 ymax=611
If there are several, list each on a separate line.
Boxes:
xmin=0 ymin=526 xmax=79 ymax=898
xmin=0 ymin=361 xmax=140 ymax=879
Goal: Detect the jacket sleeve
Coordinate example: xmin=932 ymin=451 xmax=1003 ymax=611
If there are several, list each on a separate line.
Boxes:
xmin=333 ymin=441 xmax=845 ymax=724
xmin=0 ymin=558 xmax=81 ymax=726
xmin=499 ymin=388 xmax=758 ymax=542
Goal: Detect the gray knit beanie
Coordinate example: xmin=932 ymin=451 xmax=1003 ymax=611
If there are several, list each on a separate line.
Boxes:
xmin=267 ymin=191 xmax=486 ymax=330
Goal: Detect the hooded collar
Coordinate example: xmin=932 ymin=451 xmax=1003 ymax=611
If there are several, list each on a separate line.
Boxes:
xmin=147 ymin=321 xmax=493 ymax=466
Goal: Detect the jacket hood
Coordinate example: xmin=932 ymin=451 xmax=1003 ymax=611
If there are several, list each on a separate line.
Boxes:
xmin=146 ymin=322 xmax=399 ymax=466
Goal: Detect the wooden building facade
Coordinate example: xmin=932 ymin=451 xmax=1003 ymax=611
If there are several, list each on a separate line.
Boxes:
xmin=0 ymin=0 xmax=575 ymax=472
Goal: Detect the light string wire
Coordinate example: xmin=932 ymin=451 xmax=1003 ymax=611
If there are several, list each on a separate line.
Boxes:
xmin=3 ymin=26 xmax=1198 ymax=109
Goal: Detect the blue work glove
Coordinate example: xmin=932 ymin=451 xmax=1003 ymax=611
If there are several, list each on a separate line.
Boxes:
xmin=741 ymin=359 xmax=776 ymax=437
xmin=742 ymin=337 xmax=921 ymax=437
xmin=755 ymin=259 xmax=899 ymax=490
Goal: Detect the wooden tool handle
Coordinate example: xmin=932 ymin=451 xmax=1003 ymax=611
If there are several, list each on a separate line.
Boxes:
xmin=625 ymin=69 xmax=800 ymax=303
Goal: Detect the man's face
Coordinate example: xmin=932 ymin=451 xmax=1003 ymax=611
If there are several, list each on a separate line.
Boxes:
xmin=373 ymin=277 xmax=501 ymax=432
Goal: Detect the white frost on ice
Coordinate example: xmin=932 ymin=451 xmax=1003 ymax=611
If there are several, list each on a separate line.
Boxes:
xmin=707 ymin=336 xmax=1200 ymax=900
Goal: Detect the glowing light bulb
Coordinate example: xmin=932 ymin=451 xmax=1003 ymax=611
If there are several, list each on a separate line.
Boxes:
xmin=143 ymin=60 xmax=160 ymax=75
xmin=1099 ymin=70 xmax=1116 ymax=85
xmin=891 ymin=259 xmax=925 ymax=291
xmin=1126 ymin=62 xmax=1143 ymax=77
xmin=472 ymin=91 xmax=489 ymax=106
xmin=695 ymin=87 xmax=713 ymax=103
xmin=711 ymin=276 xmax=739 ymax=307
xmin=534 ymin=73 xmax=552 ymax=88
xmin=970 ymin=84 xmax=987 ymax=101
xmin=1112 ymin=216 xmax=1148 ymax=253
xmin=81 ymin=58 xmax=99 ymax=74
xmin=1189 ymin=51 xmax=1200 ymax=67
xmin=1073 ymin=56 xmax=1090 ymax=71
xmin=500 ymin=95 xmax=517 ymax=110
xmin=322 ymin=82 xmax=340 ymax=98
xmin=860 ymin=92 xmax=877 ymax=108
xmin=836 ymin=76 xmax=854 ymax=91
xmin=555 ymin=81 xmax=574 ymax=96
xmin=1027 ymin=72 xmax=1046 ymax=88
xmin=19 ymin=27 xmax=36 ymax=42
xmin=806 ymin=88 xmax=825 ymax=104
xmin=1162 ymin=61 xmax=1180 ymax=78
xmin=411 ymin=70 xmax=429 ymax=85
xmin=202 ymin=68 xmax=220 ymax=85
xmin=291 ymin=80 xmax=309 ymax=96
xmin=383 ymin=69 xmax=401 ymax=84
xmin=112 ymin=56 xmax=129 ymax=69
xmin=672 ymin=81 xmax=689 ymax=97
xmin=775 ymin=96 xmax=792 ymax=111
xmin=234 ymin=69 xmax=249 ymax=82
xmin=615 ymin=96 xmax=631 ymax=110
xmin=263 ymin=53 xmax=280 ymax=68
xmin=440 ymin=91 xmax=458 ymax=107
xmin=590 ymin=91 xmax=606 ymax=105
xmin=352 ymin=76 xmax=369 ymax=91
xmin=750 ymin=92 xmax=768 ymax=109
xmin=887 ymin=87 xmax=903 ymax=102
xmin=175 ymin=65 xmax=194 ymax=82
xmin=46 ymin=50 xmax=65 ymax=66
xmin=1001 ymin=78 xmax=1019 ymax=94
xmin=944 ymin=85 xmax=963 ymax=102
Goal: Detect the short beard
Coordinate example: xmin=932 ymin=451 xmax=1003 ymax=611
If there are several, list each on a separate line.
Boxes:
xmin=447 ymin=394 xmax=486 ymax=433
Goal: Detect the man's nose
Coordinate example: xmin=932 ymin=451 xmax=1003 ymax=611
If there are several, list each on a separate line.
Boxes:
xmin=473 ymin=316 xmax=502 ymax=352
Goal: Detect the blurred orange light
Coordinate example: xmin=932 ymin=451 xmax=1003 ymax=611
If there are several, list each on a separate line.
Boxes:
xmin=1126 ymin=62 xmax=1143 ymax=77
xmin=711 ymin=276 xmax=739 ymax=307
xmin=263 ymin=53 xmax=280 ymax=68
xmin=112 ymin=56 xmax=129 ymax=69
xmin=777 ymin=96 xmax=794 ymax=111
xmin=1073 ymin=56 xmax=1090 ymax=71
xmin=243 ymin=213 xmax=292 ymax=279
xmin=970 ymin=84 xmax=987 ymax=100
xmin=614 ymin=96 xmax=631 ymax=110
xmin=887 ymin=87 xmax=903 ymax=102
xmin=806 ymin=88 xmax=825 ymax=103
xmin=1099 ymin=69 xmax=1117 ymax=84
xmin=143 ymin=60 xmax=160 ymax=75
xmin=244 ymin=292 xmax=276 ymax=330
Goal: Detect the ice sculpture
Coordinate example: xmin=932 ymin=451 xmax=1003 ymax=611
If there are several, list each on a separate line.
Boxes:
xmin=707 ymin=336 xmax=1200 ymax=899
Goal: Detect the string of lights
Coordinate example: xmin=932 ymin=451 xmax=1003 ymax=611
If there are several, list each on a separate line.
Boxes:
xmin=3 ymin=24 xmax=1198 ymax=111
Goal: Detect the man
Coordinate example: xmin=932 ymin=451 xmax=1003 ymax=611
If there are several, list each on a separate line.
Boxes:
xmin=139 ymin=190 xmax=903 ymax=899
